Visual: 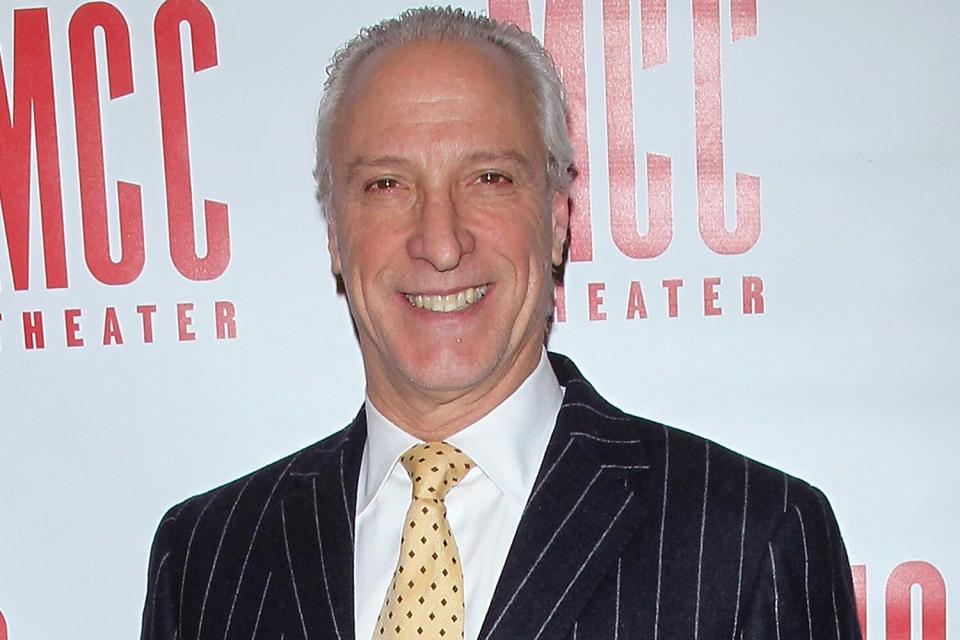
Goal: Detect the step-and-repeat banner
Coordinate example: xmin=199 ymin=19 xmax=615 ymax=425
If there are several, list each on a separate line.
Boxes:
xmin=1 ymin=1 xmax=955 ymax=638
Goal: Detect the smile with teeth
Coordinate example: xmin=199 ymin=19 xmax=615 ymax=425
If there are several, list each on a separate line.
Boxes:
xmin=404 ymin=285 xmax=488 ymax=313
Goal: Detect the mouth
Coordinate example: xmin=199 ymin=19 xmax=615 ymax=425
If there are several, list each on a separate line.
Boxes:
xmin=403 ymin=285 xmax=489 ymax=313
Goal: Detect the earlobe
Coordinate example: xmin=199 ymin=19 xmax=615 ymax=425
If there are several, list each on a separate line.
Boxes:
xmin=327 ymin=220 xmax=342 ymax=274
xmin=550 ymin=190 xmax=571 ymax=266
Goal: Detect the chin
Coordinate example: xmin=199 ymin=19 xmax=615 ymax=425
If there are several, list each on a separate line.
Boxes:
xmin=398 ymin=342 xmax=502 ymax=394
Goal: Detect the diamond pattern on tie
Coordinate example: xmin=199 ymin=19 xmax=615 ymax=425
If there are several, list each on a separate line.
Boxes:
xmin=374 ymin=442 xmax=475 ymax=639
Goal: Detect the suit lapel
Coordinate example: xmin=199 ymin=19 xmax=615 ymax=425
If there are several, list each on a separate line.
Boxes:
xmin=276 ymin=410 xmax=366 ymax=640
xmin=478 ymin=354 xmax=655 ymax=640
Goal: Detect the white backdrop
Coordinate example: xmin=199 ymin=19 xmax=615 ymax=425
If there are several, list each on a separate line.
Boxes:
xmin=0 ymin=1 xmax=956 ymax=638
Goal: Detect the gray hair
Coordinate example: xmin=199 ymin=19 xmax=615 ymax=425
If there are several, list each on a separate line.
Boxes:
xmin=314 ymin=6 xmax=575 ymax=215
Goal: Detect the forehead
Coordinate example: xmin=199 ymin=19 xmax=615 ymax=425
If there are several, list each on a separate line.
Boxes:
xmin=332 ymin=38 xmax=541 ymax=159
xmin=349 ymin=37 xmax=532 ymax=106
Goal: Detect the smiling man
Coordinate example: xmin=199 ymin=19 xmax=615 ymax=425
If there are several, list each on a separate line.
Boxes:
xmin=324 ymin=34 xmax=568 ymax=440
xmin=141 ymin=8 xmax=861 ymax=640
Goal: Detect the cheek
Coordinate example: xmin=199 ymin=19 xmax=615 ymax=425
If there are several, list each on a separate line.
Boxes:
xmin=497 ymin=229 xmax=554 ymax=302
xmin=338 ymin=221 xmax=385 ymax=275
xmin=335 ymin=240 xmax=378 ymax=311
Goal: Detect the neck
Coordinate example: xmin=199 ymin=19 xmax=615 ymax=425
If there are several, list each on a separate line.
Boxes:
xmin=365 ymin=345 xmax=543 ymax=441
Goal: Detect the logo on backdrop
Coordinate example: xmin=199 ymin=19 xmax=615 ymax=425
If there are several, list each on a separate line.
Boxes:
xmin=852 ymin=561 xmax=947 ymax=640
xmin=0 ymin=0 xmax=236 ymax=352
xmin=490 ymin=0 xmax=765 ymax=323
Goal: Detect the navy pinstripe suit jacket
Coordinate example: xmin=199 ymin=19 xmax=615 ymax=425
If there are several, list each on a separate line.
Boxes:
xmin=141 ymin=353 xmax=861 ymax=640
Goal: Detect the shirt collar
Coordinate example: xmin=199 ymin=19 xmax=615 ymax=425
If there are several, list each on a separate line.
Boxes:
xmin=357 ymin=349 xmax=563 ymax=515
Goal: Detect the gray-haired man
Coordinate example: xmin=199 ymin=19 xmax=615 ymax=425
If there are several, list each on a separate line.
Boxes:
xmin=142 ymin=8 xmax=861 ymax=640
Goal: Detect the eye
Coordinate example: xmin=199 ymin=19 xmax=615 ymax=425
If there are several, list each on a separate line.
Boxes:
xmin=477 ymin=171 xmax=511 ymax=185
xmin=365 ymin=177 xmax=400 ymax=192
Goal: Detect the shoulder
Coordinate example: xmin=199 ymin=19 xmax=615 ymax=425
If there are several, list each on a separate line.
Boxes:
xmin=639 ymin=407 xmax=833 ymax=541
xmin=141 ymin=418 xmax=363 ymax=632
xmin=661 ymin=421 xmax=831 ymax=530
xmin=149 ymin=418 xmax=359 ymax=557
xmin=549 ymin=350 xmax=832 ymax=533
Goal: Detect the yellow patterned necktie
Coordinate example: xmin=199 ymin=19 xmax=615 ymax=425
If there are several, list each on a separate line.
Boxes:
xmin=374 ymin=442 xmax=475 ymax=639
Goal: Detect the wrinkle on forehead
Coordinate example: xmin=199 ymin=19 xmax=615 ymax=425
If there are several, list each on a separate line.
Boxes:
xmin=328 ymin=39 xmax=546 ymax=196
xmin=335 ymin=38 xmax=538 ymax=136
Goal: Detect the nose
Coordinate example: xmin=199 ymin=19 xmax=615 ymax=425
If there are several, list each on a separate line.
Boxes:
xmin=406 ymin=188 xmax=475 ymax=271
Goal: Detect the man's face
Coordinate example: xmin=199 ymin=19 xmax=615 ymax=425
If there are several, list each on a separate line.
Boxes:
xmin=327 ymin=39 xmax=569 ymax=408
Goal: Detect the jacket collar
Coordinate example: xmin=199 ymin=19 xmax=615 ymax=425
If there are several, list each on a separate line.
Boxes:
xmin=477 ymin=352 xmax=654 ymax=640
xmin=279 ymin=408 xmax=366 ymax=640
xmin=281 ymin=353 xmax=654 ymax=640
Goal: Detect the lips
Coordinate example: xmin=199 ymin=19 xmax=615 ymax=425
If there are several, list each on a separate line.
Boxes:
xmin=403 ymin=285 xmax=489 ymax=313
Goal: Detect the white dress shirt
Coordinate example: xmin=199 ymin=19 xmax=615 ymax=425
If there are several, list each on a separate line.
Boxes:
xmin=354 ymin=350 xmax=564 ymax=640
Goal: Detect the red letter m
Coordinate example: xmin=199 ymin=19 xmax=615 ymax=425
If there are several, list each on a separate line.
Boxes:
xmin=489 ymin=0 xmax=592 ymax=262
xmin=0 ymin=8 xmax=67 ymax=291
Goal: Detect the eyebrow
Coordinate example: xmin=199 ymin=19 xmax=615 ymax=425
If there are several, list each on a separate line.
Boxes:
xmin=345 ymin=155 xmax=412 ymax=183
xmin=344 ymin=149 xmax=535 ymax=182
xmin=462 ymin=150 xmax=533 ymax=171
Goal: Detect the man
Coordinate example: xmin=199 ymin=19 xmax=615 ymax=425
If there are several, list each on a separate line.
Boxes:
xmin=141 ymin=7 xmax=861 ymax=640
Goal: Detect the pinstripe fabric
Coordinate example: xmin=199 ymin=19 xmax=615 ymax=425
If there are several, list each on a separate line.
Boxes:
xmin=141 ymin=353 xmax=861 ymax=640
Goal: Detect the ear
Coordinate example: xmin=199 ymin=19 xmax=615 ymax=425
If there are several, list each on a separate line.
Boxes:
xmin=549 ymin=189 xmax=570 ymax=266
xmin=326 ymin=216 xmax=343 ymax=275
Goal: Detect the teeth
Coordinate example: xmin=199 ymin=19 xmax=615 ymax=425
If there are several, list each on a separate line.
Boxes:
xmin=405 ymin=286 xmax=488 ymax=313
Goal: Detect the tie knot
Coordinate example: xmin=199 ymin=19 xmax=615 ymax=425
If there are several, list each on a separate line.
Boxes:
xmin=400 ymin=442 xmax=474 ymax=500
